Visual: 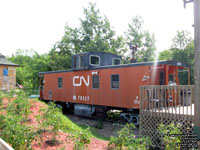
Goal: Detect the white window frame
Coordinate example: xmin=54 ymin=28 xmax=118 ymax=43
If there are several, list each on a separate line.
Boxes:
xmin=89 ymin=55 xmax=100 ymax=66
xmin=112 ymin=58 xmax=121 ymax=65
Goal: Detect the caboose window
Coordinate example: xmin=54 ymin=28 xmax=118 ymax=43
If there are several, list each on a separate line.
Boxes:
xmin=112 ymin=58 xmax=121 ymax=65
xmin=90 ymin=55 xmax=100 ymax=66
xmin=160 ymin=71 xmax=165 ymax=85
xmin=92 ymin=76 xmax=99 ymax=89
xmin=58 ymin=77 xmax=63 ymax=88
xmin=169 ymin=74 xmax=174 ymax=82
xmin=111 ymin=74 xmax=119 ymax=89
xmin=75 ymin=55 xmax=84 ymax=69
xmin=79 ymin=55 xmax=84 ymax=68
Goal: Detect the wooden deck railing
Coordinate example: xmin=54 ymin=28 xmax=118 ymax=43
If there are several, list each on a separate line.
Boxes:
xmin=139 ymin=85 xmax=195 ymax=148
xmin=140 ymin=85 xmax=195 ymax=116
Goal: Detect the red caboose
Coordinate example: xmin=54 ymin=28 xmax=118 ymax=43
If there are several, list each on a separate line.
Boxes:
xmin=39 ymin=52 xmax=190 ymax=124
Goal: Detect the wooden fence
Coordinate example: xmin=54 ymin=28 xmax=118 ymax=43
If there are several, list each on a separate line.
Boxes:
xmin=139 ymin=85 xmax=195 ymax=148
xmin=0 ymin=77 xmax=16 ymax=91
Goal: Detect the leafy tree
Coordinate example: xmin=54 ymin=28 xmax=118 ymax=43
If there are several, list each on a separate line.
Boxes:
xmin=49 ymin=3 xmax=127 ymax=70
xmin=139 ymin=31 xmax=156 ymax=61
xmin=8 ymin=49 xmax=50 ymax=93
xmin=158 ymin=49 xmax=172 ymax=61
xmin=170 ymin=31 xmax=194 ymax=85
xmin=125 ymin=16 xmax=156 ymax=62
xmin=158 ymin=30 xmax=194 ymax=85
xmin=79 ymin=3 xmax=126 ymax=55
xmin=48 ymin=45 xmax=72 ymax=71
xmin=171 ymin=30 xmax=192 ymax=50
xmin=171 ymin=41 xmax=194 ymax=84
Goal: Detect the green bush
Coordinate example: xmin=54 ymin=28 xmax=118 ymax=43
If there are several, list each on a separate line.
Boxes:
xmin=0 ymin=114 xmax=37 ymax=150
xmin=73 ymin=128 xmax=92 ymax=150
xmin=107 ymin=110 xmax=121 ymax=121
xmin=158 ymin=123 xmax=182 ymax=150
xmin=37 ymin=102 xmax=65 ymax=143
xmin=4 ymin=89 xmax=16 ymax=100
xmin=0 ymin=91 xmax=6 ymax=106
xmin=0 ymin=114 xmax=6 ymax=129
xmin=108 ymin=124 xmax=151 ymax=150
xmin=0 ymin=90 xmax=5 ymax=106
xmin=0 ymin=90 xmax=37 ymax=150
xmin=6 ymin=90 xmax=30 ymax=120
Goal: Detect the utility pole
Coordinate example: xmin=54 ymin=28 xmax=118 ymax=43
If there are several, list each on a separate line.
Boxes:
xmin=184 ymin=0 xmax=200 ymax=146
xmin=193 ymin=0 xmax=200 ymax=141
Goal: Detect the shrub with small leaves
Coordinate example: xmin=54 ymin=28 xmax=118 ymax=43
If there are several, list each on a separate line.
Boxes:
xmin=0 ymin=90 xmax=38 ymax=150
xmin=158 ymin=123 xmax=182 ymax=150
xmin=38 ymin=102 xmax=65 ymax=143
xmin=0 ymin=114 xmax=37 ymax=150
xmin=0 ymin=94 xmax=2 ymax=106
xmin=0 ymin=90 xmax=5 ymax=106
xmin=4 ymin=89 xmax=16 ymax=100
xmin=108 ymin=123 xmax=151 ymax=150
xmin=73 ymin=128 xmax=92 ymax=150
xmin=107 ymin=110 xmax=121 ymax=121
xmin=0 ymin=114 xmax=6 ymax=129
xmin=6 ymin=90 xmax=30 ymax=120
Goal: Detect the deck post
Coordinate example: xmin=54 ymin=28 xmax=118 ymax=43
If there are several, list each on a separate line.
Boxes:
xmin=165 ymin=65 xmax=169 ymax=85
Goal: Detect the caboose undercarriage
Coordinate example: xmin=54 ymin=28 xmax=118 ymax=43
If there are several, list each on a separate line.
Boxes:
xmin=40 ymin=99 xmax=140 ymax=125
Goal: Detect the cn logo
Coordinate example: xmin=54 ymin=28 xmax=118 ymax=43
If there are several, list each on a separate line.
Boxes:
xmin=73 ymin=76 xmax=89 ymax=87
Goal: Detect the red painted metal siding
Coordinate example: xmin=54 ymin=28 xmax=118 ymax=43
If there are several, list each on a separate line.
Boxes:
xmin=43 ymin=66 xmax=150 ymax=109
xmin=42 ymin=64 xmax=183 ymax=109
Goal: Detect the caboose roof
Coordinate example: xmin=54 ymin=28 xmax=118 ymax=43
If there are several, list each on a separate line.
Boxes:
xmin=0 ymin=55 xmax=19 ymax=67
xmin=39 ymin=60 xmax=190 ymax=75
xmin=72 ymin=52 xmax=121 ymax=57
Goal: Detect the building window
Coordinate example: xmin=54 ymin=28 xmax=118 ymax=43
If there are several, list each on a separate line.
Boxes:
xmin=160 ymin=71 xmax=165 ymax=85
xmin=111 ymin=74 xmax=119 ymax=89
xmin=92 ymin=75 xmax=99 ymax=89
xmin=169 ymin=74 xmax=174 ymax=82
xmin=3 ymin=68 xmax=8 ymax=76
xmin=58 ymin=77 xmax=63 ymax=88
xmin=75 ymin=55 xmax=84 ymax=69
xmin=112 ymin=58 xmax=121 ymax=65
xmin=90 ymin=55 xmax=100 ymax=66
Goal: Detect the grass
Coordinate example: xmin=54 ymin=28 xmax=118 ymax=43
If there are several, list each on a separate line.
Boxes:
xmin=34 ymin=98 xmax=110 ymax=141
xmin=33 ymin=98 xmax=83 ymax=133
xmin=76 ymin=123 xmax=110 ymax=141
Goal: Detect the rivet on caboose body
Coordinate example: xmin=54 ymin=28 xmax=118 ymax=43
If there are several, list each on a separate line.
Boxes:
xmin=39 ymin=52 xmax=190 ymax=125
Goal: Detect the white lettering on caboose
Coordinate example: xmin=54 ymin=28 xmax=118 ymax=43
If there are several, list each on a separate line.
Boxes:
xmin=73 ymin=76 xmax=89 ymax=87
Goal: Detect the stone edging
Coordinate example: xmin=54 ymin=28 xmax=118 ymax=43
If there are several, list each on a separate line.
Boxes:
xmin=0 ymin=138 xmax=14 ymax=150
